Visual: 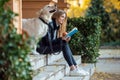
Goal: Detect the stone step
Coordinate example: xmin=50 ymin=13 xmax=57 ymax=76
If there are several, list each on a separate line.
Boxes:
xmin=60 ymin=76 xmax=84 ymax=80
xmin=61 ymin=63 xmax=95 ymax=80
xmin=79 ymin=63 xmax=95 ymax=76
xmin=99 ymin=49 xmax=120 ymax=58
xmin=50 ymin=55 xmax=81 ymax=75
xmin=32 ymin=65 xmax=65 ymax=80
xmin=32 ymin=55 xmax=81 ymax=80
xmin=96 ymin=58 xmax=120 ymax=74
xmin=29 ymin=55 xmax=46 ymax=70
xmin=47 ymin=52 xmax=63 ymax=64
xmin=29 ymin=52 xmax=63 ymax=70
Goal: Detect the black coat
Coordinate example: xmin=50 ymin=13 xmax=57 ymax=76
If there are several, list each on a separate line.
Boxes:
xmin=37 ymin=19 xmax=61 ymax=54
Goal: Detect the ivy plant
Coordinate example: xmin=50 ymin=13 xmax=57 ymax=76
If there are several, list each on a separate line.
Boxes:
xmin=0 ymin=0 xmax=32 ymax=80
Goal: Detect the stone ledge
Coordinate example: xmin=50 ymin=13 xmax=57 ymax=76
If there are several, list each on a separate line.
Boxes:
xmin=47 ymin=52 xmax=63 ymax=64
xmin=100 ymin=46 xmax=120 ymax=49
xmin=50 ymin=55 xmax=81 ymax=75
xmin=96 ymin=58 xmax=120 ymax=74
xmin=99 ymin=49 xmax=120 ymax=58
xmin=32 ymin=65 xmax=65 ymax=80
xmin=29 ymin=55 xmax=46 ymax=70
xmin=62 ymin=63 xmax=95 ymax=80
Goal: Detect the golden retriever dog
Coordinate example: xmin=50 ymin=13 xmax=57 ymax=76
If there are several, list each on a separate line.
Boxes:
xmin=22 ymin=4 xmax=57 ymax=55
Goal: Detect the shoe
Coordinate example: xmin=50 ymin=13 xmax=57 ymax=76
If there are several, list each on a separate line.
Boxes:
xmin=77 ymin=68 xmax=89 ymax=76
xmin=69 ymin=68 xmax=89 ymax=76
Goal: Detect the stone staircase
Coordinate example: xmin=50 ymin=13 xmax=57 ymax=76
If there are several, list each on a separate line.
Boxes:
xmin=29 ymin=52 xmax=95 ymax=80
xmin=95 ymin=49 xmax=120 ymax=74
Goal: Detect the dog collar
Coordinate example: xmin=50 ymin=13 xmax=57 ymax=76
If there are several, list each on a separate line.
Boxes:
xmin=39 ymin=17 xmax=49 ymax=25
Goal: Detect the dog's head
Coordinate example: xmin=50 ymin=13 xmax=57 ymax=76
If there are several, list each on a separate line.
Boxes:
xmin=37 ymin=4 xmax=57 ymax=22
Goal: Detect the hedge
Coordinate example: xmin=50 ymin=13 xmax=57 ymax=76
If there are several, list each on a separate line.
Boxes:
xmin=67 ymin=16 xmax=102 ymax=63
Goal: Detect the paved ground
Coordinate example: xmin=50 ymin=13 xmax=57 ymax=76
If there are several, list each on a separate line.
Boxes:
xmin=90 ymin=72 xmax=120 ymax=80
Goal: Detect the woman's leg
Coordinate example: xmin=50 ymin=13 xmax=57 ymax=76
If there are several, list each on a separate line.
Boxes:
xmin=62 ymin=41 xmax=77 ymax=70
xmin=49 ymin=39 xmax=77 ymax=69
xmin=38 ymin=38 xmax=77 ymax=69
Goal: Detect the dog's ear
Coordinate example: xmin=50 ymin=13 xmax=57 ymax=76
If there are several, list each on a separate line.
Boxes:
xmin=36 ymin=9 xmax=43 ymax=17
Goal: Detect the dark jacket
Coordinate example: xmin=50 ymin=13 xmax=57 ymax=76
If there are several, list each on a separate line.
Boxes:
xmin=37 ymin=19 xmax=61 ymax=54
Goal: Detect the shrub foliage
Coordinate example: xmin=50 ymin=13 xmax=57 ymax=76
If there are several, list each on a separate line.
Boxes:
xmin=0 ymin=0 xmax=32 ymax=80
xmin=67 ymin=16 xmax=102 ymax=63
xmin=85 ymin=0 xmax=120 ymax=45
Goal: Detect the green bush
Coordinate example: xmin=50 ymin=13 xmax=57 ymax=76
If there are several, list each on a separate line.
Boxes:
xmin=102 ymin=9 xmax=120 ymax=46
xmin=85 ymin=0 xmax=120 ymax=46
xmin=0 ymin=0 xmax=32 ymax=80
xmin=67 ymin=16 xmax=102 ymax=63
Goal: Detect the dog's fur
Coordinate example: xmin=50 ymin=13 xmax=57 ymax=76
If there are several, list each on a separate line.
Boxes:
xmin=22 ymin=5 xmax=57 ymax=54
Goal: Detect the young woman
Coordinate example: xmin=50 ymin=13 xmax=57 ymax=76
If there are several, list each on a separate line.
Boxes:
xmin=37 ymin=9 xmax=89 ymax=76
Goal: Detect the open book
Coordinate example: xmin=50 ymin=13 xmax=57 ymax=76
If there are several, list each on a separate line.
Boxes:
xmin=66 ymin=27 xmax=78 ymax=38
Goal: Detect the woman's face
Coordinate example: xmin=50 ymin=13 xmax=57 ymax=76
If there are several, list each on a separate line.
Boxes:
xmin=57 ymin=13 xmax=66 ymax=25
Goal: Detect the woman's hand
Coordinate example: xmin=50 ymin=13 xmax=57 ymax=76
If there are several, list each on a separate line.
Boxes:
xmin=62 ymin=32 xmax=71 ymax=42
xmin=62 ymin=36 xmax=71 ymax=42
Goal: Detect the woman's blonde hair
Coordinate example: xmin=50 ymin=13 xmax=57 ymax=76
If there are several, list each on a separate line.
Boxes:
xmin=52 ymin=9 xmax=67 ymax=37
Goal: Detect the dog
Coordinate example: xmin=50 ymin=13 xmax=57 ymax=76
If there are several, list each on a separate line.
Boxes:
xmin=22 ymin=4 xmax=57 ymax=55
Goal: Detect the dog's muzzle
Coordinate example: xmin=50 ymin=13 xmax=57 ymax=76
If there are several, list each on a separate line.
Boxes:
xmin=49 ymin=9 xmax=56 ymax=13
